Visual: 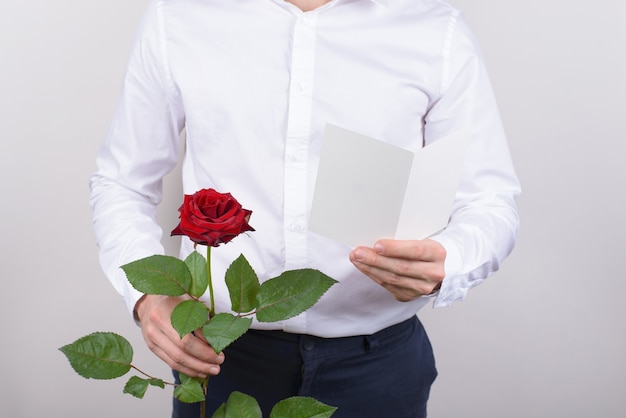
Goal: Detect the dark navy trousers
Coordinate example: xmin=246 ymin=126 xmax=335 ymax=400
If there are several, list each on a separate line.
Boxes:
xmin=172 ymin=315 xmax=437 ymax=418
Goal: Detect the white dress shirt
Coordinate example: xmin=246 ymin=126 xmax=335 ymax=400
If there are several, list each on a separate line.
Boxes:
xmin=90 ymin=0 xmax=521 ymax=337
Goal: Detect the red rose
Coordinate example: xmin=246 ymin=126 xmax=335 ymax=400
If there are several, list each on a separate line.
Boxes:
xmin=171 ymin=188 xmax=254 ymax=247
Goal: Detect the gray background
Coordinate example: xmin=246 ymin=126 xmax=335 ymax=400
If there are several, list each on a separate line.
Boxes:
xmin=1 ymin=0 xmax=624 ymax=417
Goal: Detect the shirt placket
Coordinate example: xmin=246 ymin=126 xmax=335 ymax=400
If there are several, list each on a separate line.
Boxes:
xmin=283 ymin=12 xmax=318 ymax=333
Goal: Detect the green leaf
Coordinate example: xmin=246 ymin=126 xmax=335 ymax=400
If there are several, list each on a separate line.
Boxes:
xmin=202 ymin=313 xmax=252 ymax=354
xmin=185 ymin=251 xmax=208 ymax=297
xmin=269 ymin=397 xmax=337 ymax=418
xmin=173 ymin=373 xmax=205 ymax=404
xmin=225 ymin=254 xmax=260 ymax=314
xmin=171 ymin=300 xmax=210 ymax=339
xmin=121 ymin=254 xmax=192 ymax=296
xmin=123 ymin=376 xmax=165 ymax=399
xmin=149 ymin=378 xmax=166 ymax=388
xmin=212 ymin=404 xmax=227 ymax=418
xmin=124 ymin=376 xmax=149 ymax=398
xmin=255 ymin=270 xmax=337 ymax=323
xmin=211 ymin=391 xmax=262 ymax=418
xmin=59 ymin=332 xmax=133 ymax=380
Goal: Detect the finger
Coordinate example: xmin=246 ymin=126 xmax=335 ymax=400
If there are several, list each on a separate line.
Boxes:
xmin=351 ymin=246 xmax=431 ymax=278
xmin=352 ymin=261 xmax=425 ymax=301
xmin=355 ymin=263 xmax=439 ymax=301
xmin=352 ymin=258 xmax=428 ymax=291
xmin=373 ymin=239 xmax=446 ymax=262
xmin=151 ymin=330 xmax=224 ymax=377
xmin=150 ymin=346 xmax=216 ymax=378
xmin=159 ymin=320 xmax=225 ymax=366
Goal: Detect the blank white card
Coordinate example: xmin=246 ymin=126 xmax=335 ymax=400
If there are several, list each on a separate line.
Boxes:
xmin=309 ymin=124 xmax=468 ymax=247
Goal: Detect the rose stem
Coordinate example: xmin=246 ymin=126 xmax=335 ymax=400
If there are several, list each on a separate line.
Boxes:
xmin=202 ymin=245 xmax=213 ymax=417
xmin=200 ymin=377 xmax=209 ymax=418
xmin=206 ymin=246 xmax=215 ymax=318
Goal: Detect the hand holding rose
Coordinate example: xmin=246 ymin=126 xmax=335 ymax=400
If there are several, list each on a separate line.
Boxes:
xmin=135 ymin=294 xmax=224 ymax=379
xmin=350 ymin=239 xmax=446 ymax=302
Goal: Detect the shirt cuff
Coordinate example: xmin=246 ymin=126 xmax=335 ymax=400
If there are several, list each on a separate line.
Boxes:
xmin=115 ymin=268 xmax=146 ymax=324
xmin=428 ymin=234 xmax=469 ymax=307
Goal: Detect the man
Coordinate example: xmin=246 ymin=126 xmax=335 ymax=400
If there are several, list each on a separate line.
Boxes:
xmin=90 ymin=0 xmax=520 ymax=416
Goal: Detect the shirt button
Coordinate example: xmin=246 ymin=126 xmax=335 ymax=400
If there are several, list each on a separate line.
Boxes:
xmin=289 ymin=223 xmax=305 ymax=232
xmin=286 ymin=152 xmax=303 ymax=163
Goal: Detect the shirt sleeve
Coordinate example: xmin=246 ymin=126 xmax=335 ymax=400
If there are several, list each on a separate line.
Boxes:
xmin=89 ymin=1 xmax=185 ymax=316
xmin=425 ymin=12 xmax=521 ymax=307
